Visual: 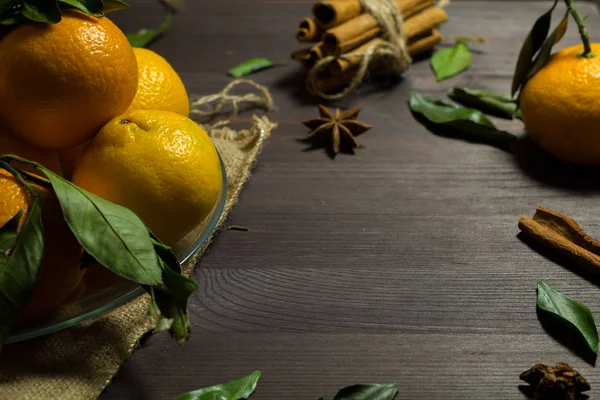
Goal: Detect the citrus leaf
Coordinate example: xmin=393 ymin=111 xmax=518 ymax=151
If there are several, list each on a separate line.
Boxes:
xmin=21 ymin=0 xmax=61 ymax=23
xmin=0 ymin=1 xmax=24 ymax=26
xmin=0 ymin=196 xmax=44 ymax=352
xmin=101 ymin=0 xmax=129 ymax=12
xmin=149 ymin=237 xmax=198 ymax=343
xmin=537 ymin=282 xmax=599 ymax=355
xmin=409 ymin=90 xmax=517 ymax=151
xmin=58 ymin=0 xmax=103 ymax=15
xmin=526 ymin=10 xmax=568 ymax=81
xmin=34 ymin=166 xmax=164 ymax=287
xmin=0 ymin=210 xmax=23 ymax=253
xmin=0 ymin=15 xmax=24 ymax=25
xmin=331 ymin=383 xmax=398 ymax=400
xmin=448 ymin=87 xmax=518 ymax=120
xmin=126 ymin=13 xmax=171 ymax=48
xmin=173 ymin=371 xmax=262 ymax=400
xmin=430 ymin=39 xmax=472 ymax=81
xmin=0 ymin=155 xmax=197 ymax=344
xmin=410 ymin=90 xmax=494 ymax=126
xmin=511 ymin=0 xmax=558 ymax=95
xmin=227 ymin=58 xmax=283 ymax=78
xmin=227 ymin=225 xmax=249 ymax=231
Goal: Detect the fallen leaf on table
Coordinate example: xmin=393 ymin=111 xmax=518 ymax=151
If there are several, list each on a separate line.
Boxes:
xmin=173 ymin=370 xmax=261 ymax=400
xmin=430 ymin=39 xmax=472 ymax=81
xmin=408 ymin=90 xmax=517 ymax=151
xmin=448 ymin=87 xmax=518 ymax=120
xmin=126 ymin=13 xmax=172 ymax=48
xmin=318 ymin=383 xmax=398 ymax=400
xmin=537 ymin=281 xmax=599 ymax=355
xmin=228 ymin=225 xmax=249 ymax=231
xmin=228 ymin=58 xmax=284 ymax=78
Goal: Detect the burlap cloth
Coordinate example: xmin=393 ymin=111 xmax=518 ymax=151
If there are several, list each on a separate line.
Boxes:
xmin=0 ymin=80 xmax=277 ymax=400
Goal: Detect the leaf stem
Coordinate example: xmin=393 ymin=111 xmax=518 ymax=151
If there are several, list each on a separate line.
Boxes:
xmin=0 ymin=154 xmax=52 ymax=188
xmin=565 ymin=0 xmax=595 ymax=58
xmin=0 ymin=160 xmax=39 ymax=200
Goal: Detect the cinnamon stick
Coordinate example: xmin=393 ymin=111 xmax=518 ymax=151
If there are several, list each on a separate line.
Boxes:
xmin=313 ymin=0 xmax=429 ymax=29
xmin=404 ymin=0 xmax=436 ymax=19
xmin=307 ymin=66 xmax=359 ymax=96
xmin=407 ymin=28 xmax=442 ymax=56
xmin=404 ymin=7 xmax=447 ymax=39
xmin=306 ymin=42 xmax=326 ymax=69
xmin=297 ymin=17 xmax=323 ymax=42
xmin=518 ymin=206 xmax=600 ymax=276
xmin=329 ymin=29 xmax=441 ymax=75
xmin=323 ymin=5 xmax=447 ymax=55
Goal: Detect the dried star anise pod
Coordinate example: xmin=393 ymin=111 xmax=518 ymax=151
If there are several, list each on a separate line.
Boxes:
xmin=301 ymin=105 xmax=372 ymax=155
xmin=520 ymin=362 xmax=590 ymax=400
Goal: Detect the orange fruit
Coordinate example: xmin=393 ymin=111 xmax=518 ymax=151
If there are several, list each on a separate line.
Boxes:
xmin=0 ymin=130 xmax=62 ymax=176
xmin=0 ymin=10 xmax=138 ymax=149
xmin=0 ymin=169 xmax=83 ymax=322
xmin=126 ymin=48 xmax=190 ymax=116
xmin=72 ymin=110 xmax=222 ymax=245
xmin=520 ymin=44 xmax=600 ymax=165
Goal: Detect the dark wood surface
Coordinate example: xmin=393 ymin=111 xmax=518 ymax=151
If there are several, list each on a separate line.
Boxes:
xmin=101 ymin=1 xmax=600 ymax=399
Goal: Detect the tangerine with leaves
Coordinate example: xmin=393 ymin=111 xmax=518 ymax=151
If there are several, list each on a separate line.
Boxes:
xmin=0 ymin=169 xmax=83 ymax=322
xmin=520 ymin=44 xmax=600 ymax=165
xmin=0 ymin=10 xmax=138 ymax=149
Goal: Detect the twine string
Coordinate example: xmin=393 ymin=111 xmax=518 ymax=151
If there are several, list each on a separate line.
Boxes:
xmin=190 ymin=79 xmax=274 ymax=130
xmin=307 ymin=0 xmax=412 ymax=100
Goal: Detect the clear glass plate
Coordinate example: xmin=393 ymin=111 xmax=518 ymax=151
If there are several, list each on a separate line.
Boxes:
xmin=5 ymin=154 xmax=227 ymax=345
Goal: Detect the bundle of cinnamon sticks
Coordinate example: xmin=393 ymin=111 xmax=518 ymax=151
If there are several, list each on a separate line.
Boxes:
xmin=293 ymin=0 xmax=448 ymax=96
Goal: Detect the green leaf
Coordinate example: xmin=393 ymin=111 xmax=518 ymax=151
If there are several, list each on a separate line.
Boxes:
xmin=430 ymin=40 xmax=472 ymax=81
xmin=173 ymin=370 xmax=262 ymax=400
xmin=126 ymin=13 xmax=172 ymax=48
xmin=58 ymin=0 xmax=103 ymax=15
xmin=21 ymin=0 xmax=61 ymax=23
xmin=511 ymin=0 xmax=558 ymax=95
xmin=227 ymin=58 xmax=283 ymax=78
xmin=101 ymin=0 xmax=129 ymax=12
xmin=150 ymin=237 xmax=198 ymax=343
xmin=35 ymin=166 xmax=164 ymax=287
xmin=0 ymin=196 xmax=44 ymax=351
xmin=448 ymin=88 xmax=518 ymax=120
xmin=0 ymin=1 xmax=24 ymax=26
xmin=0 ymin=15 xmax=24 ymax=25
xmin=0 ymin=210 xmax=23 ymax=253
xmin=408 ymin=90 xmax=518 ymax=151
xmin=227 ymin=225 xmax=249 ymax=231
xmin=537 ymin=282 xmax=599 ymax=354
xmin=332 ymin=383 xmax=398 ymax=400
xmin=526 ymin=10 xmax=568 ymax=82
xmin=0 ymin=155 xmax=196 ymax=344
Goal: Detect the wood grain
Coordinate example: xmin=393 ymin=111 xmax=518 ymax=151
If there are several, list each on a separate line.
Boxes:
xmin=101 ymin=1 xmax=600 ymax=399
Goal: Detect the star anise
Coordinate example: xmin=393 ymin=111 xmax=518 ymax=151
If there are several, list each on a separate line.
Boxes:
xmin=301 ymin=105 xmax=372 ymax=155
xmin=520 ymin=362 xmax=590 ymax=400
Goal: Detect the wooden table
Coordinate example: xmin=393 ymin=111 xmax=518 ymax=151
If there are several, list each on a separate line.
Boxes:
xmin=101 ymin=1 xmax=600 ymax=398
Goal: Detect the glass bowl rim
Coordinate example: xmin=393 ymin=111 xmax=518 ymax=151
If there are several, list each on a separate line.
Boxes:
xmin=5 ymin=151 xmax=228 ymax=345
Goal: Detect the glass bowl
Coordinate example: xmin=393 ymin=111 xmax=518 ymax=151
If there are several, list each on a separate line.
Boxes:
xmin=5 ymin=154 xmax=227 ymax=345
